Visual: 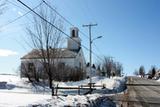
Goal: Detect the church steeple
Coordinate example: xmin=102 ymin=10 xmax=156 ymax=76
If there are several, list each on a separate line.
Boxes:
xmin=68 ymin=27 xmax=81 ymax=51
xmin=71 ymin=27 xmax=78 ymax=37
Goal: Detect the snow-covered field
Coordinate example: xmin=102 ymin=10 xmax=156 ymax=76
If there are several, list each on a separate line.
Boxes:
xmin=0 ymin=74 xmax=126 ymax=107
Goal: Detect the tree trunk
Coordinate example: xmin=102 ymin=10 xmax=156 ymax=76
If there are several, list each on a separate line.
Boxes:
xmin=49 ymin=76 xmax=52 ymax=89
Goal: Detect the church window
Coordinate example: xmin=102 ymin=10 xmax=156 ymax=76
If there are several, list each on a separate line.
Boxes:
xmin=28 ymin=63 xmax=34 ymax=72
xmin=72 ymin=30 xmax=75 ymax=37
xmin=79 ymin=62 xmax=82 ymax=68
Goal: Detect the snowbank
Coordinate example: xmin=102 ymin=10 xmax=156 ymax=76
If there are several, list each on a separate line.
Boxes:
xmin=0 ymin=74 xmax=126 ymax=107
xmin=0 ymin=92 xmax=50 ymax=107
xmin=157 ymin=78 xmax=160 ymax=82
xmin=55 ymin=76 xmax=124 ymax=89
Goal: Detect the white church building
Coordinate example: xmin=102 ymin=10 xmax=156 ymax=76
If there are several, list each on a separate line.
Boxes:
xmin=20 ymin=27 xmax=86 ymax=73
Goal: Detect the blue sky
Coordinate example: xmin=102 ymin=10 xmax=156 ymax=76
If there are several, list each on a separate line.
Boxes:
xmin=0 ymin=0 xmax=160 ymax=75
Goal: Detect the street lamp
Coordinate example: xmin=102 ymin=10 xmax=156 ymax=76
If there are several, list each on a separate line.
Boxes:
xmin=89 ymin=35 xmax=102 ymax=93
xmin=91 ymin=36 xmax=103 ymax=44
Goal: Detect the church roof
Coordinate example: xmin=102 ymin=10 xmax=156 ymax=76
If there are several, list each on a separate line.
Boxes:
xmin=21 ymin=48 xmax=80 ymax=59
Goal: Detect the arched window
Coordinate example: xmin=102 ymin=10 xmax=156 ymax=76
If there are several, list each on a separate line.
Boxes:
xmin=72 ymin=30 xmax=75 ymax=37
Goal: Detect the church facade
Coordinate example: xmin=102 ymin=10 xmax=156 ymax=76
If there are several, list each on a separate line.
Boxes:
xmin=20 ymin=27 xmax=86 ymax=74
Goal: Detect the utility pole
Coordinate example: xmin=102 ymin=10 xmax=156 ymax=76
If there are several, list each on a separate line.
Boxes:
xmin=83 ymin=23 xmax=97 ymax=93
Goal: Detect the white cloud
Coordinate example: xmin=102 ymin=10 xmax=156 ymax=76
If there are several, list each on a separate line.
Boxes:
xmin=0 ymin=49 xmax=18 ymax=57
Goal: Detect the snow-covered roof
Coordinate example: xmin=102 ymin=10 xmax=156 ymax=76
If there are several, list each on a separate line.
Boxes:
xmin=21 ymin=48 xmax=80 ymax=59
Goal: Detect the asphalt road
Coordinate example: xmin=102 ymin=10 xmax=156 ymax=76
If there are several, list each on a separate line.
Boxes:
xmin=120 ymin=77 xmax=160 ymax=107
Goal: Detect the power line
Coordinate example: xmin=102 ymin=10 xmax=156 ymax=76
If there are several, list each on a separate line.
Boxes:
xmin=0 ymin=11 xmax=29 ymax=29
xmin=7 ymin=0 xmax=27 ymax=12
xmin=41 ymin=0 xmax=103 ymax=61
xmin=0 ymin=2 xmax=43 ymax=30
xmin=93 ymin=43 xmax=103 ymax=55
xmin=7 ymin=0 xmax=33 ymax=22
xmin=17 ymin=0 xmax=88 ymax=49
xmin=92 ymin=43 xmax=104 ymax=59
xmin=17 ymin=0 xmax=103 ymax=62
xmin=41 ymin=0 xmax=89 ymax=39
xmin=42 ymin=0 xmax=74 ymax=26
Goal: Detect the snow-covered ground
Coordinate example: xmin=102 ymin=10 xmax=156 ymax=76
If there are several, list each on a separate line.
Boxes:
xmin=0 ymin=92 xmax=50 ymax=107
xmin=0 ymin=74 xmax=126 ymax=107
xmin=157 ymin=78 xmax=160 ymax=82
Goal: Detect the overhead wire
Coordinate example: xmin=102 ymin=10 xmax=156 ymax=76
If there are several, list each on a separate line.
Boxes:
xmin=17 ymin=0 xmax=104 ymax=62
xmin=41 ymin=0 xmax=89 ymax=39
xmin=42 ymin=0 xmax=103 ymax=61
xmin=83 ymin=0 xmax=103 ymax=59
xmin=6 ymin=0 xmax=33 ymax=22
xmin=41 ymin=0 xmax=103 ymax=61
xmin=17 ymin=0 xmax=88 ymax=48
xmin=42 ymin=0 xmax=73 ymax=26
xmin=0 ymin=1 xmax=44 ymax=30
xmin=6 ymin=0 xmax=27 ymax=12
xmin=93 ymin=43 xmax=104 ymax=60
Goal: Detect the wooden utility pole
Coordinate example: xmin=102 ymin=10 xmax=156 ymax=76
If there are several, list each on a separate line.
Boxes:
xmin=83 ymin=23 xmax=97 ymax=93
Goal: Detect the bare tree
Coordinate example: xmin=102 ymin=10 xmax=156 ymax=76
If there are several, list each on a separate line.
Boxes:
xmin=139 ymin=65 xmax=145 ymax=78
xmin=50 ymin=63 xmax=84 ymax=82
xmin=96 ymin=64 xmax=101 ymax=76
xmin=102 ymin=57 xmax=114 ymax=78
xmin=21 ymin=61 xmax=40 ymax=82
xmin=151 ymin=66 xmax=156 ymax=78
xmin=114 ymin=62 xmax=123 ymax=77
xmin=147 ymin=66 xmax=157 ymax=79
xmin=102 ymin=57 xmax=112 ymax=78
xmin=25 ymin=4 xmax=64 ymax=88
xmin=101 ymin=56 xmax=123 ymax=78
xmin=20 ymin=63 xmax=33 ymax=82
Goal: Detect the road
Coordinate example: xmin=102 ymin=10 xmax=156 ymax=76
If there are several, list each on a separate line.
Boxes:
xmin=119 ymin=77 xmax=160 ymax=107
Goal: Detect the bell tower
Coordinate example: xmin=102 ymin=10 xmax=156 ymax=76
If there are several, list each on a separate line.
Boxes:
xmin=68 ymin=27 xmax=81 ymax=51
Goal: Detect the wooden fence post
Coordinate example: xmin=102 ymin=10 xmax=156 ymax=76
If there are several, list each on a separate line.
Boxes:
xmin=52 ymin=86 xmax=54 ymax=96
xmin=55 ymin=84 xmax=59 ymax=96
xmin=78 ymin=86 xmax=80 ymax=95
